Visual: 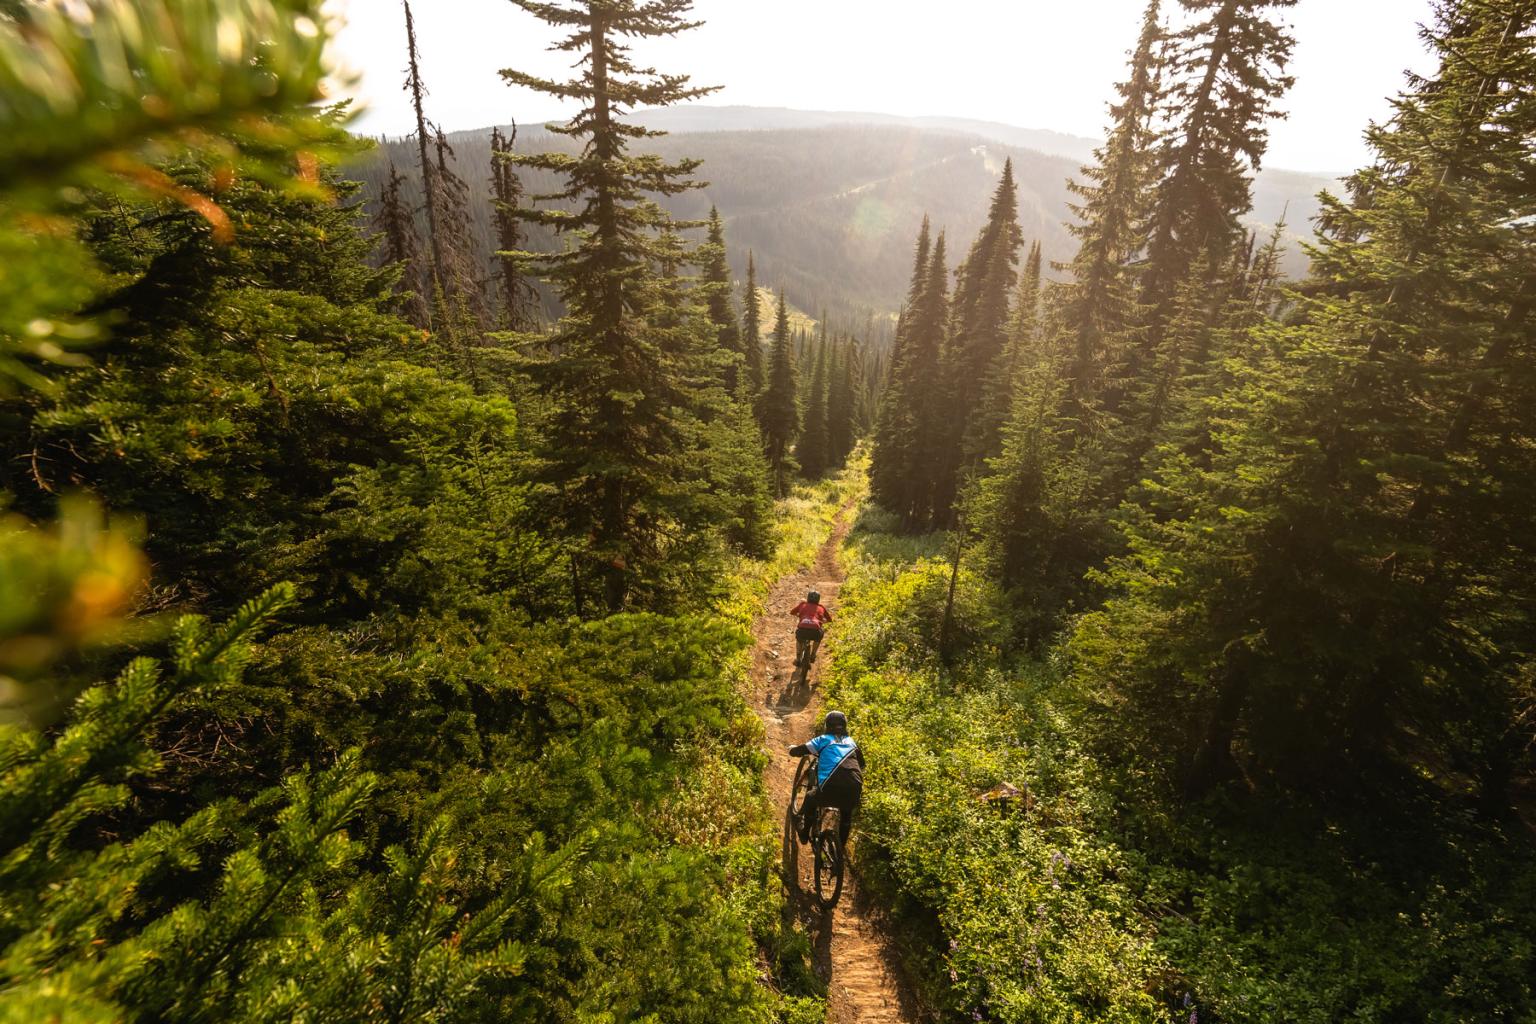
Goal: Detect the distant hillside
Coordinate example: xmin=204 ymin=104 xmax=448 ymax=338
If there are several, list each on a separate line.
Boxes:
xmin=750 ymin=287 xmax=820 ymax=340
xmin=353 ymin=109 xmax=1336 ymax=326
xmin=627 ymin=105 xmax=1104 ymax=164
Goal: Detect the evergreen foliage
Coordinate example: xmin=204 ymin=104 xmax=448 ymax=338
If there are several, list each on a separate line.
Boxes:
xmin=946 ymin=159 xmax=1024 ymax=492
xmin=373 ymin=162 xmax=432 ymax=326
xmin=826 ymin=338 xmax=859 ymax=469
xmin=844 ymin=2 xmax=1536 ymax=1019
xmin=798 ymin=332 xmax=830 ymax=479
xmin=498 ymin=0 xmax=727 ymax=611
xmin=742 ymin=251 xmax=766 ymax=401
xmin=1074 ymin=0 xmax=1536 ymax=798
xmin=1136 ymin=0 xmax=1296 ymax=338
xmin=871 ymin=223 xmax=952 ymax=528
xmin=7 ymin=0 xmax=1536 ymax=1020
xmin=1057 ymin=0 xmax=1162 ymax=421
xmin=759 ymin=292 xmax=800 ymax=495
xmin=871 ymin=217 xmax=931 ymax=515
xmin=0 ymin=2 xmax=808 ymax=1019
xmin=702 ymin=206 xmax=744 ymax=391
xmin=489 ymin=123 xmax=535 ymax=329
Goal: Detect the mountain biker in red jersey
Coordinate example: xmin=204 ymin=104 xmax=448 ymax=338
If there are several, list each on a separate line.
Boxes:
xmin=789 ymin=710 xmax=863 ymax=844
xmin=789 ymin=589 xmax=832 ymax=668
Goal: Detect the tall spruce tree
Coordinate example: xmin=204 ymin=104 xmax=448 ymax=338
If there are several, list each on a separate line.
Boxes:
xmin=1071 ymin=0 xmax=1536 ymax=800
xmin=1056 ymin=0 xmax=1162 ymax=421
xmin=490 ymin=122 xmax=534 ymax=330
xmin=402 ymin=0 xmax=445 ymax=312
xmin=826 ymin=337 xmax=858 ymax=468
xmin=799 ymin=332 xmax=830 ymax=479
xmin=892 ymin=231 xmax=952 ymax=526
xmin=373 ymin=161 xmax=431 ymax=327
xmin=944 ymin=160 xmax=1024 ymax=503
xmin=429 ymin=124 xmax=489 ymax=381
xmin=969 ymin=241 xmax=1045 ymax=469
xmin=742 ymin=251 xmax=765 ymax=403
xmin=499 ymin=0 xmax=717 ymax=611
xmin=871 ymin=218 xmax=933 ymax=514
xmin=759 ymin=291 xmax=800 ymax=495
xmin=701 ymin=206 xmax=743 ymax=391
xmin=1118 ymin=247 xmax=1221 ymax=473
xmin=1139 ymin=0 xmax=1297 ymax=315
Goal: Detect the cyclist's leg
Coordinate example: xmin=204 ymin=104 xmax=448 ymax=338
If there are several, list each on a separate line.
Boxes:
xmin=809 ymin=633 xmax=823 ymax=662
xmin=797 ymin=785 xmax=822 ymax=840
xmin=822 ymin=774 xmax=860 ymax=846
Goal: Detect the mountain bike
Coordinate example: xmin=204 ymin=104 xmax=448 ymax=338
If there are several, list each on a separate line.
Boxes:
xmin=791 ymin=627 xmax=823 ymax=689
xmin=789 ymin=754 xmax=845 ymax=909
xmin=794 ymin=629 xmax=822 ymax=668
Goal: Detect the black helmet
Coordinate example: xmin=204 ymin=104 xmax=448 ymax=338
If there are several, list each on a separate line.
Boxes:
xmin=824 ymin=710 xmax=848 ymax=735
xmin=807 ymin=590 xmax=821 ymax=604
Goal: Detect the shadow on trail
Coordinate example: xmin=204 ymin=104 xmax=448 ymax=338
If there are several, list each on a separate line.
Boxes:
xmin=771 ymin=643 xmax=815 ymax=709
xmin=781 ymin=804 xmax=837 ymax=983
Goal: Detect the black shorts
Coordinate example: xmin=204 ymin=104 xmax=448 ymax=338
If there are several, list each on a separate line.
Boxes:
xmin=817 ymin=766 xmax=862 ymax=807
xmin=802 ymin=767 xmax=861 ymax=841
xmin=796 ymin=625 xmax=824 ymax=642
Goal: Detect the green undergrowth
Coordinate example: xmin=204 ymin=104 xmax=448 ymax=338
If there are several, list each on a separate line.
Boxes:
xmin=723 ymin=452 xmax=870 ymax=630
xmin=826 ymin=506 xmax=1536 ymax=1024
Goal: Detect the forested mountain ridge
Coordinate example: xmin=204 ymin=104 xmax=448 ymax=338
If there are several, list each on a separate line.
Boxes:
xmin=622 ymin=103 xmax=1108 ymax=163
xmin=351 ymin=113 xmax=1327 ymax=325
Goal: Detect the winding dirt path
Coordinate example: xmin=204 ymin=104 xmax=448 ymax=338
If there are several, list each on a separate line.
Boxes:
xmin=748 ymin=504 xmax=918 ymax=1024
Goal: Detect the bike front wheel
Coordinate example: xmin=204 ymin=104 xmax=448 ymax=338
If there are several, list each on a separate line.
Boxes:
xmin=789 ymin=755 xmax=815 ymax=818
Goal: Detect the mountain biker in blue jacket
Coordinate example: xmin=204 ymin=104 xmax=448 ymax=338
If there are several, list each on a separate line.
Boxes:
xmin=788 ymin=710 xmax=864 ymax=845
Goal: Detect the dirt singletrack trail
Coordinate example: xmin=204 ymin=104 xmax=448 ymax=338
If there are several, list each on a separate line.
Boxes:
xmin=748 ymin=504 xmax=918 ymax=1024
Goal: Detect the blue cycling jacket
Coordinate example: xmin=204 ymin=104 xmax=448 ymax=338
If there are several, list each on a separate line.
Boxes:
xmin=807 ymin=733 xmax=859 ymax=786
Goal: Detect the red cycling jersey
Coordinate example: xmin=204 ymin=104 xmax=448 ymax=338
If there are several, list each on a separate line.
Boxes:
xmin=791 ymin=602 xmax=832 ymax=630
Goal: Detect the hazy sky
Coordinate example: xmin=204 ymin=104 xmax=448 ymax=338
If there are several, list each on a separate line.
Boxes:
xmin=329 ymin=0 xmax=1439 ymax=173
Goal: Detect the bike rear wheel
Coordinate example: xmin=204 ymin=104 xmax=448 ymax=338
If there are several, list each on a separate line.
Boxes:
xmin=812 ymin=810 xmax=845 ymax=909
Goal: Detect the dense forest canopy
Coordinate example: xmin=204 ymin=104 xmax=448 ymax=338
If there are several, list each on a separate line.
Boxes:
xmin=1 ymin=0 xmax=1533 ymax=1022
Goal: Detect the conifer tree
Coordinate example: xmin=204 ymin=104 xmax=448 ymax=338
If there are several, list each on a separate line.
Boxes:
xmin=1139 ymin=0 xmax=1297 ymax=315
xmin=871 ymin=218 xmax=932 ymax=517
xmin=1119 ymin=248 xmax=1221 ymax=474
xmin=500 ymin=0 xmax=717 ymax=611
xmin=826 ymin=337 xmax=858 ymax=467
xmin=759 ymin=291 xmax=800 ymax=495
xmin=742 ymin=251 xmax=765 ymax=402
xmin=373 ymin=161 xmax=431 ymax=327
xmin=402 ymin=0 xmax=445 ymax=310
xmin=429 ymin=125 xmax=489 ymax=380
xmin=969 ymin=241 xmax=1044 ymax=469
xmin=489 ymin=122 xmax=534 ymax=330
xmin=799 ymin=333 xmax=830 ymax=478
xmin=1056 ymin=0 xmax=1162 ymax=420
xmin=908 ymin=232 xmax=951 ymax=524
xmin=877 ymin=230 xmax=951 ymax=526
xmin=940 ymin=161 xmax=1023 ymax=517
xmin=701 ymin=206 xmax=743 ymax=391
xmin=1072 ymin=0 xmax=1536 ymax=798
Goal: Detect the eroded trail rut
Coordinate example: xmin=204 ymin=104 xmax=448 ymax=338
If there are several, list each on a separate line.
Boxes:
xmin=747 ymin=506 xmax=917 ymax=1024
